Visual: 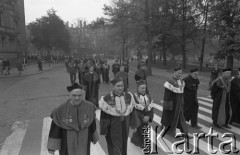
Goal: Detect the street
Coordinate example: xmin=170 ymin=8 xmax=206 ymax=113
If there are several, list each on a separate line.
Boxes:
xmin=0 ymin=61 xmax=239 ymax=155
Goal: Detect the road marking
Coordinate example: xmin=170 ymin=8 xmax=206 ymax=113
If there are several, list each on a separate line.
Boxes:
xmin=0 ymin=121 xmax=28 ymax=155
xmin=198 ymin=100 xmax=212 ymax=108
xmin=155 ymin=102 xmax=240 ymax=139
xmin=198 ymin=97 xmax=213 ymax=103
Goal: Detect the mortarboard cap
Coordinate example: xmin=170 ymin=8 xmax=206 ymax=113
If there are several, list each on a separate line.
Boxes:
xmin=173 ymin=66 xmax=182 ymax=72
xmin=67 ymin=83 xmax=83 ymax=92
xmin=136 ymin=79 xmax=146 ymax=87
xmin=222 ymin=68 xmax=231 ymax=72
xmin=110 ymin=77 xmax=123 ymax=85
xmin=190 ymin=68 xmax=198 ymax=73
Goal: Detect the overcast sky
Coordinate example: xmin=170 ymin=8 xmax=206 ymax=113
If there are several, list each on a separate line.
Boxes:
xmin=24 ymin=0 xmax=111 ymax=24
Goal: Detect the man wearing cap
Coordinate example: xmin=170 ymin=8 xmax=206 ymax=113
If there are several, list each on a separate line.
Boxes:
xmin=99 ymin=77 xmax=140 ymax=155
xmin=131 ymin=79 xmax=154 ymax=148
xmin=230 ymin=68 xmax=240 ymax=125
xmin=47 ymin=83 xmax=99 ymax=155
xmin=211 ymin=68 xmax=232 ymax=128
xmin=161 ymin=67 xmax=191 ymax=137
xmin=209 ymin=64 xmax=220 ymax=90
xmin=112 ymin=60 xmax=120 ymax=76
xmin=183 ymin=68 xmax=201 ymax=129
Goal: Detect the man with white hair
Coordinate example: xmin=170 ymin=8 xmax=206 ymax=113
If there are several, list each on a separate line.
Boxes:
xmin=47 ymin=83 xmax=99 ymax=155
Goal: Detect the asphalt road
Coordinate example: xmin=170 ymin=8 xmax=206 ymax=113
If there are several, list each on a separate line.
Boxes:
xmin=0 ymin=61 xmax=239 ymax=155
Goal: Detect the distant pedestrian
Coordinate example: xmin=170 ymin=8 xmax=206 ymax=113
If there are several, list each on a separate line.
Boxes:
xmin=83 ymin=65 xmax=100 ymax=107
xmin=77 ymin=59 xmax=87 ymax=85
xmin=112 ymin=60 xmax=120 ymax=76
xmin=16 ymin=58 xmax=23 ymax=75
xmin=37 ymin=59 xmax=43 ymax=71
xmin=69 ymin=60 xmax=78 ymax=85
xmin=211 ymin=68 xmax=232 ymax=128
xmin=209 ymin=64 xmax=220 ymax=89
xmin=47 ymin=83 xmax=99 ymax=155
xmin=102 ymin=60 xmax=110 ymax=83
xmin=115 ymin=65 xmax=129 ymax=92
xmin=183 ymin=68 xmax=201 ymax=129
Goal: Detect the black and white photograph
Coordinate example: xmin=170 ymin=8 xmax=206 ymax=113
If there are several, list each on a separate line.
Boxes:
xmin=0 ymin=0 xmax=240 ymax=155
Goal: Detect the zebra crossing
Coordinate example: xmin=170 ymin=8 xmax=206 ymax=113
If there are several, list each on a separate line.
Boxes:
xmin=0 ymin=96 xmax=239 ymax=155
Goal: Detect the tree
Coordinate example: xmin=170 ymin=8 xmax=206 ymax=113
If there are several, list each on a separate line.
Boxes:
xmin=27 ymin=9 xmax=70 ymax=56
xmin=209 ymin=0 xmax=240 ymax=69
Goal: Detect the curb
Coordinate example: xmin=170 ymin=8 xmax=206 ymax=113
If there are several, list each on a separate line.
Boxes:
xmin=0 ymin=65 xmax=63 ymax=79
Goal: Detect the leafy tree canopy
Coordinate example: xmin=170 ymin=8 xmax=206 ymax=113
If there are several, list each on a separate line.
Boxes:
xmin=27 ymin=9 xmax=70 ymax=53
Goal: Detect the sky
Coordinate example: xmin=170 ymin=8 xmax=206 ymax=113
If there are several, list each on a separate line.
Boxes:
xmin=24 ymin=0 xmax=111 ymax=25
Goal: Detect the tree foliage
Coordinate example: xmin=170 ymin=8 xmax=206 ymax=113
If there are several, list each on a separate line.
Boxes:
xmin=27 ymin=9 xmax=70 ymax=53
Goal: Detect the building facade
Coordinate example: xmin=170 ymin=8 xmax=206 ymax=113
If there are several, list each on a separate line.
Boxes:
xmin=0 ymin=0 xmax=26 ymax=59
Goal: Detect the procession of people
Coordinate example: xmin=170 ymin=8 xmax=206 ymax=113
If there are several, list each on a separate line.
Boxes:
xmin=47 ymin=56 xmax=240 ymax=155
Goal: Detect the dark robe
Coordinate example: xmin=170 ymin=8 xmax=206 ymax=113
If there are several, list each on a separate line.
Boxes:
xmin=161 ymin=77 xmax=188 ymax=136
xmin=183 ymin=75 xmax=200 ymax=126
xmin=102 ymin=64 xmax=110 ymax=83
xmin=83 ymin=72 xmax=100 ymax=107
xmin=230 ymin=76 xmax=240 ymax=124
xmin=131 ymin=92 xmax=154 ymax=148
xmin=78 ymin=63 xmax=87 ymax=85
xmin=209 ymin=68 xmax=220 ymax=88
xmin=99 ymin=92 xmax=140 ymax=155
xmin=134 ymin=69 xmax=147 ymax=82
xmin=47 ymin=100 xmax=98 ymax=155
xmin=112 ymin=63 xmax=120 ymax=76
xmin=115 ymin=71 xmax=128 ymax=91
xmin=211 ymin=76 xmax=232 ymax=126
xmin=123 ymin=64 xmax=129 ymax=73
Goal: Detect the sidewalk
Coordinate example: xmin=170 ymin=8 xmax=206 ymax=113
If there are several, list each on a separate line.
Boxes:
xmin=129 ymin=62 xmax=210 ymax=92
xmin=0 ymin=63 xmax=63 ymax=78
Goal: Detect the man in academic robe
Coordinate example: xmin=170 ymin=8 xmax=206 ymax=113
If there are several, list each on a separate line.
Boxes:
xmin=211 ymin=68 xmax=232 ymax=128
xmin=94 ymin=61 xmax=102 ymax=82
xmin=115 ymin=65 xmax=129 ymax=92
xmin=83 ymin=65 xmax=100 ymax=107
xmin=123 ymin=60 xmax=129 ymax=73
xmin=112 ymin=60 xmax=120 ymax=76
xmin=131 ymin=80 xmax=154 ymax=148
xmin=102 ymin=61 xmax=110 ymax=83
xmin=47 ymin=83 xmax=99 ymax=155
xmin=209 ymin=64 xmax=220 ymax=89
xmin=230 ymin=68 xmax=240 ymax=125
xmin=161 ymin=67 xmax=192 ymax=137
xmin=183 ymin=68 xmax=201 ymax=129
xmin=98 ymin=77 xmax=140 ymax=155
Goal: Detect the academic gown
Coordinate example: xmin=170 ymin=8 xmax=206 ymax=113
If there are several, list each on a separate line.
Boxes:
xmin=83 ymin=72 xmax=100 ymax=107
xmin=112 ymin=64 xmax=120 ymax=76
xmin=99 ymin=92 xmax=140 ymax=155
xmin=211 ymin=76 xmax=232 ymax=125
xmin=183 ymin=75 xmax=200 ymax=126
xmin=230 ymin=76 xmax=240 ymax=124
xmin=47 ymin=100 xmax=98 ymax=155
xmin=130 ymin=93 xmax=154 ymax=148
xmin=161 ymin=77 xmax=188 ymax=136
xmin=102 ymin=64 xmax=110 ymax=83
xmin=78 ymin=63 xmax=87 ymax=85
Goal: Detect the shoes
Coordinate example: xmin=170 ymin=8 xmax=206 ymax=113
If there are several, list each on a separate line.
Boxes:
xmin=223 ymin=125 xmax=231 ymax=129
xmin=191 ymin=125 xmax=202 ymax=129
xmin=213 ymin=123 xmax=221 ymax=128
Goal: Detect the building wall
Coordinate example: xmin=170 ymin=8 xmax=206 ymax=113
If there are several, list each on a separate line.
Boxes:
xmin=0 ymin=0 xmax=26 ymax=59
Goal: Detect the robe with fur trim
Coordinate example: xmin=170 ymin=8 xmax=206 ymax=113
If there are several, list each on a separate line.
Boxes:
xmin=130 ymin=92 xmax=154 ymax=148
xmin=161 ymin=77 xmax=188 ymax=136
xmin=99 ymin=92 xmax=140 ymax=155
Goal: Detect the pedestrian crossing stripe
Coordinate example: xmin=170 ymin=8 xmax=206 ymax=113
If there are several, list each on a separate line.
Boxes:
xmin=0 ymin=96 xmax=239 ymax=155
